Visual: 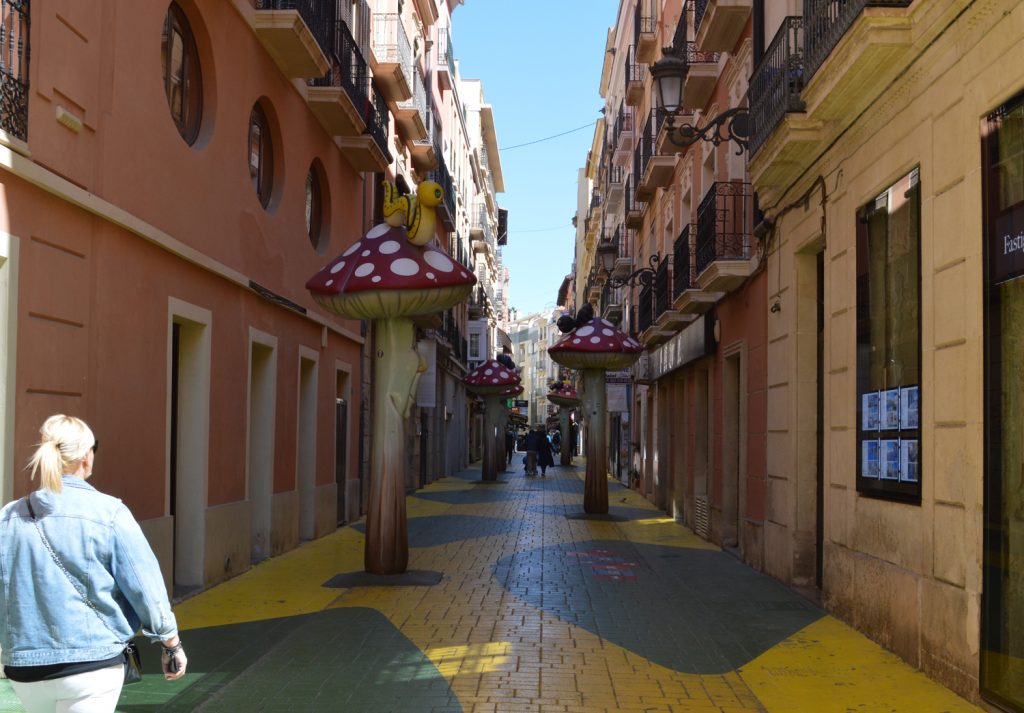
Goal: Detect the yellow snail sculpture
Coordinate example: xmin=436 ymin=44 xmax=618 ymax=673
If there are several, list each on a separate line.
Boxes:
xmin=381 ymin=179 xmax=444 ymax=246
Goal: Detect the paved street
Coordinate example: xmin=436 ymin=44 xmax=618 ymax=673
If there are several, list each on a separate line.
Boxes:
xmin=0 ymin=459 xmax=982 ymax=712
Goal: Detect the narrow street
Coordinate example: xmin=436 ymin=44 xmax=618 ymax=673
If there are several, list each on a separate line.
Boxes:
xmin=2 ymin=461 xmax=978 ymax=713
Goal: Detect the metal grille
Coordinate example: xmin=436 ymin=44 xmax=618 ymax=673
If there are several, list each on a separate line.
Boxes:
xmin=624 ymin=45 xmax=645 ymax=96
xmin=749 ymin=17 xmax=805 ymax=156
xmin=692 ymin=0 xmax=708 ymax=35
xmin=695 ymin=182 xmax=753 ymax=275
xmin=371 ymin=13 xmax=411 ymax=74
xmin=654 ymin=256 xmax=671 ymax=320
xmin=694 ymin=495 xmax=710 ymax=539
xmin=311 ymin=20 xmax=369 ymax=115
xmin=634 ymin=0 xmax=657 ymax=43
xmin=638 ymin=282 xmax=654 ymax=333
xmin=366 ymin=84 xmax=391 ymax=159
xmin=803 ymin=0 xmax=913 ymax=81
xmin=0 ymin=0 xmax=29 ymax=141
xmin=255 ymin=0 xmax=334 ymax=63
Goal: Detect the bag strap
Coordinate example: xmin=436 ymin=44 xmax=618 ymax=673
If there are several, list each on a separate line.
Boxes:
xmin=25 ymin=497 xmax=128 ymax=645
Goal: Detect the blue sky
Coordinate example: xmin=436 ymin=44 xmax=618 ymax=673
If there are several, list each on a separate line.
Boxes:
xmin=452 ymin=1 xmax=618 ymax=319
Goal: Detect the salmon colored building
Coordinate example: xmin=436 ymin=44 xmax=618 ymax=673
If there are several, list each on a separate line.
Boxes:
xmin=0 ymin=0 xmax=504 ymax=598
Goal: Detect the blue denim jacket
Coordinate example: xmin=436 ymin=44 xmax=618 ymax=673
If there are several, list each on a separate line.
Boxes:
xmin=0 ymin=477 xmax=178 ymax=666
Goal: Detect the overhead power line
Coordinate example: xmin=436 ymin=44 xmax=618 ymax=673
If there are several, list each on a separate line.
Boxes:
xmin=500 ymin=122 xmax=595 ymax=151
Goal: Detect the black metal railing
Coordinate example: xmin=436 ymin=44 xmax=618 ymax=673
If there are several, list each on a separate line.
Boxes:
xmin=591 ymin=191 xmax=602 ymax=210
xmin=654 ymin=256 xmax=671 ymax=319
xmin=635 ymin=0 xmax=657 ymax=44
xmin=311 ymin=20 xmax=369 ymax=114
xmin=620 ymin=228 xmax=636 ymax=262
xmin=625 ymin=174 xmax=639 ymax=214
xmin=804 ymin=0 xmax=913 ymax=81
xmin=673 ymin=225 xmax=694 ymax=297
xmin=436 ymin=28 xmax=455 ymax=77
xmin=614 ymin=103 xmax=633 ymax=148
xmin=366 ymin=84 xmax=391 ymax=158
xmin=638 ymin=282 xmax=654 ymax=333
xmin=749 ymin=16 xmax=805 ymax=156
xmin=624 ymin=45 xmax=645 ymax=96
xmin=607 ymin=162 xmax=624 ymax=186
xmin=634 ymin=110 xmax=662 ymax=184
xmin=399 ymin=67 xmax=428 ymax=126
xmin=695 ymin=181 xmax=753 ymax=274
xmin=430 ymin=153 xmax=457 ymax=221
xmin=0 ymin=0 xmax=30 ymax=142
xmin=693 ymin=0 xmax=709 ymax=35
xmin=255 ymin=0 xmax=334 ymax=62
xmin=497 ymin=208 xmax=508 ymax=246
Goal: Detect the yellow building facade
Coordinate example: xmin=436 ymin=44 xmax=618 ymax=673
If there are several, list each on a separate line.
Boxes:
xmin=750 ymin=0 xmax=1024 ymax=707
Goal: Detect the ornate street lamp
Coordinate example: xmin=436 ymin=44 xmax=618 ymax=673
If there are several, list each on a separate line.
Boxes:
xmin=650 ymin=40 xmax=749 ymax=154
xmin=596 ymin=240 xmax=661 ymax=289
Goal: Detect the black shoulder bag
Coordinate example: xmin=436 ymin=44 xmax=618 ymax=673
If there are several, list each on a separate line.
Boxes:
xmin=25 ymin=498 xmax=143 ymax=685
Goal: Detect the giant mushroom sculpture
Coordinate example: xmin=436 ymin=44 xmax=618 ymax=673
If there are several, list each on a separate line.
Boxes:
xmin=464 ymin=360 xmax=521 ymax=482
xmin=307 ymin=221 xmax=475 ymax=574
xmin=498 ymin=384 xmax=524 ymax=473
xmin=547 ymin=385 xmax=581 ymax=467
xmin=548 ymin=318 xmax=642 ymax=513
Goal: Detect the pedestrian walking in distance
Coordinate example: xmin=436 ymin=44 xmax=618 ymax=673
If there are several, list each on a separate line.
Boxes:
xmin=0 ymin=415 xmax=187 ymax=713
xmin=524 ymin=427 xmax=540 ymax=476
xmin=505 ymin=428 xmax=516 ymax=465
xmin=536 ymin=426 xmax=554 ymax=477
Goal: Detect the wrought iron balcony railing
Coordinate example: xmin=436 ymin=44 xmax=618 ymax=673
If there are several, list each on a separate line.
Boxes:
xmin=693 ymin=0 xmax=709 ymax=35
xmin=673 ymin=224 xmax=694 ymax=298
xmin=749 ymin=16 xmax=805 ymax=156
xmin=429 ymin=153 xmax=457 ymax=221
xmin=366 ymin=84 xmax=392 ymax=158
xmin=255 ymin=0 xmax=334 ymax=62
xmin=436 ymin=28 xmax=456 ymax=78
xmin=310 ymin=20 xmax=369 ymax=112
xmin=634 ymin=0 xmax=657 ymax=44
xmin=607 ymin=162 xmax=624 ymax=187
xmin=638 ymin=282 xmax=655 ymax=333
xmin=804 ymin=0 xmax=913 ymax=82
xmin=634 ymin=109 xmax=663 ymax=183
xmin=695 ymin=181 xmax=753 ymax=275
xmin=624 ymin=45 xmax=645 ymax=94
xmin=398 ymin=66 xmax=428 ymax=126
xmin=614 ymin=103 xmax=633 ymax=145
xmin=0 ymin=0 xmax=30 ymax=142
xmin=654 ymin=255 xmax=672 ymax=320
xmin=371 ymin=13 xmax=412 ymax=75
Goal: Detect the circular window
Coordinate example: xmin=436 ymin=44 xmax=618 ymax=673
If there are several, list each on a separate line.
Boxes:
xmin=161 ymin=2 xmax=202 ymax=145
xmin=249 ymin=103 xmax=274 ymax=209
xmin=306 ymin=160 xmax=330 ymax=253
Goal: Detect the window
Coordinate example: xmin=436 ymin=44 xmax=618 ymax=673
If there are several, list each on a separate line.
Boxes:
xmin=306 ymin=165 xmax=323 ymax=250
xmin=161 ymin=3 xmax=202 ymax=145
xmin=249 ymin=104 xmax=274 ymax=208
xmin=855 ymin=168 xmax=921 ymax=501
xmin=469 ymin=333 xmax=481 ymax=360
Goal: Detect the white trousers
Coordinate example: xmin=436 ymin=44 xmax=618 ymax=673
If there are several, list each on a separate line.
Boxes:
xmin=11 ymin=665 xmax=123 ymax=713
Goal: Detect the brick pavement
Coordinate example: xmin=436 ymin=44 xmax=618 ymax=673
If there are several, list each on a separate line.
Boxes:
xmin=0 ymin=459 xmax=984 ymax=712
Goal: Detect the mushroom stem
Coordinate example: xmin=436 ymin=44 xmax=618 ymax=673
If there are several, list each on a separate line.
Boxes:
xmin=365 ymin=317 xmax=424 ymax=574
xmin=497 ymin=409 xmax=509 ymax=474
xmin=582 ymin=369 xmax=609 ymax=514
xmin=482 ymin=396 xmax=506 ymax=481
xmin=559 ymin=407 xmax=573 ymax=467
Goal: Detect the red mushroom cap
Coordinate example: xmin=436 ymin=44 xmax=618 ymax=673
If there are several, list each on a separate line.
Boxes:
xmin=548 ymin=317 xmax=642 ymax=370
xmin=547 ymin=387 xmax=580 ymax=407
xmin=464 ymin=359 xmax=521 ymax=395
xmin=306 ymin=224 xmax=476 ymax=320
xmin=500 ymin=385 xmax=524 ymax=398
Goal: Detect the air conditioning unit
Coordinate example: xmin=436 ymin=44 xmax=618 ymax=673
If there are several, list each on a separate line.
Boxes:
xmin=693 ymin=495 xmax=710 ymax=540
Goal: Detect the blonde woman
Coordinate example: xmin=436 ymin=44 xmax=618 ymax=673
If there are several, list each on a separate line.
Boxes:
xmin=0 ymin=415 xmax=187 ymax=712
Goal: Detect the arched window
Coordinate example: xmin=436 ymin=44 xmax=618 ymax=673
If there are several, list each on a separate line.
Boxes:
xmin=161 ymin=3 xmax=202 ymax=145
xmin=306 ymin=166 xmax=322 ymax=249
xmin=249 ymin=104 xmax=274 ymax=208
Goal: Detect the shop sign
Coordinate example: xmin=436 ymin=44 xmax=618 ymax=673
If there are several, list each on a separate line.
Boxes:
xmin=994 ymin=203 xmax=1024 ymax=284
xmin=606 ymin=369 xmax=632 ymax=384
xmin=649 ymin=314 xmax=713 ymax=380
xmin=607 ymin=384 xmax=629 ymax=412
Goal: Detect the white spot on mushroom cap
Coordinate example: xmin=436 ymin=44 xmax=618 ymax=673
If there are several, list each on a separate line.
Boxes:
xmin=325 ymin=279 xmax=334 ymax=287
xmin=391 ymin=258 xmax=419 ymax=276
xmin=355 ymin=263 xmax=375 ymax=277
xmin=424 ymin=251 xmax=455 ymax=273
xmin=372 ymin=275 xmax=382 ymax=283
xmin=590 ymin=336 xmax=602 ymax=344
xmin=366 ymin=224 xmax=391 ymax=239
xmin=361 ymin=250 xmax=371 ymax=257
xmin=500 ymin=371 xmax=509 ymax=379
xmin=577 ymin=325 xmax=595 ymax=337
xmin=329 ymin=260 xmax=346 ymax=274
xmin=379 ymin=240 xmax=401 ymax=255
xmin=573 ymin=338 xmax=581 ymax=344
xmin=426 ymin=272 xmax=436 ymax=280
xmin=343 ymin=242 xmax=361 ymax=257
xmin=485 ymin=369 xmax=493 ymax=375
xmin=602 ymin=328 xmax=614 ymax=336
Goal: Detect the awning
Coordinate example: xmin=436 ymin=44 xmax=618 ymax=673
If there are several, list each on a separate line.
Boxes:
xmin=556 ymin=274 xmax=573 ymax=307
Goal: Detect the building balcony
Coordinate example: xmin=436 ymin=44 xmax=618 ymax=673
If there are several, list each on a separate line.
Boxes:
xmin=410 ymin=139 xmax=438 ymax=172
xmin=370 ymin=13 xmax=413 ymax=103
xmin=656 ymin=107 xmax=695 ymax=155
xmin=395 ymin=68 xmax=429 ymax=141
xmin=613 ymin=105 xmax=635 ymax=166
xmin=652 ymin=255 xmax=689 ymax=331
xmin=251 ymin=0 xmax=331 ymax=79
xmin=0 ymin=0 xmax=28 ymax=145
xmin=634 ymin=111 xmax=675 ymax=203
xmin=635 ymin=0 xmax=659 ymax=63
xmin=435 ymin=29 xmax=455 ymax=91
xmin=336 ymin=85 xmax=392 ymax=172
xmin=612 ymin=227 xmax=635 ymax=279
xmin=681 ymin=42 xmax=722 ymax=110
xmin=625 ymin=175 xmax=644 ymax=230
xmin=600 ymin=282 xmax=624 ymax=325
xmin=413 ymin=0 xmax=439 ymax=28
xmin=306 ymin=22 xmax=369 ymax=137
xmin=428 ymin=154 xmax=457 ymax=231
xmin=624 ymin=45 xmax=646 ymax=107
xmin=471 ymin=205 xmax=496 ymax=257
xmin=694 ymin=0 xmax=752 ymax=53
xmin=695 ymin=181 xmax=755 ymax=293
xmin=749 ymin=2 xmax=915 ymax=204
xmin=672 ymin=224 xmax=721 ymax=314
xmin=606 ymin=164 xmax=625 ymax=212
